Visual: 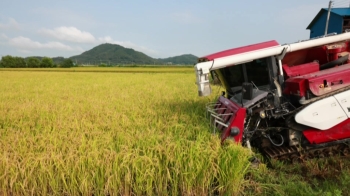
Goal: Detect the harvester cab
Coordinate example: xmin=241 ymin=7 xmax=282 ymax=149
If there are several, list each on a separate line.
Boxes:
xmin=195 ymin=32 xmax=350 ymax=161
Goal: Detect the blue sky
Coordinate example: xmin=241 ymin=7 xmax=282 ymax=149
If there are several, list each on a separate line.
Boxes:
xmin=0 ymin=0 xmax=347 ymax=58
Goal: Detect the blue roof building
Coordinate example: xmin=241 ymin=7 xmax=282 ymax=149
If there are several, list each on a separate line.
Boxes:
xmin=307 ymin=8 xmax=350 ymax=38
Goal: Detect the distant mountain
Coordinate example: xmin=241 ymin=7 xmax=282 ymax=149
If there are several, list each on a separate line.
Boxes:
xmin=158 ymin=54 xmax=197 ymax=65
xmin=24 ymin=44 xmax=198 ymax=66
xmin=70 ymin=43 xmax=157 ymax=65
xmin=69 ymin=43 xmax=198 ymax=65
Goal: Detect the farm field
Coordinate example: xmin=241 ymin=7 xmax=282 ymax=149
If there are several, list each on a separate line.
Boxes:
xmin=0 ymin=66 xmax=194 ymax=73
xmin=1 ymin=68 xmax=350 ymax=195
xmin=0 ymin=69 xmax=250 ymax=195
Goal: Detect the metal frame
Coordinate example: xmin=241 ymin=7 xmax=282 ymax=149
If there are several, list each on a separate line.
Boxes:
xmin=205 ymin=102 xmax=232 ymax=134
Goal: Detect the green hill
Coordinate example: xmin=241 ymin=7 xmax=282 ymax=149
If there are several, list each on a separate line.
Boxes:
xmin=69 ymin=43 xmax=198 ymax=65
xmin=70 ymin=43 xmax=157 ymax=65
xmin=23 ymin=43 xmax=198 ymax=66
xmin=158 ymin=54 xmax=197 ymax=65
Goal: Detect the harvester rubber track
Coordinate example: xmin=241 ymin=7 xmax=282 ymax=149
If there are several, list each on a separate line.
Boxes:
xmin=262 ymin=142 xmax=350 ymax=162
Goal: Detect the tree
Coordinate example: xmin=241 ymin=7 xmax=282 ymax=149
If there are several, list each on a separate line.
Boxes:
xmin=61 ymin=59 xmax=74 ymax=68
xmin=14 ymin=57 xmax=26 ymax=68
xmin=0 ymin=56 xmax=27 ymax=68
xmin=0 ymin=55 xmax=16 ymax=68
xmin=27 ymin=57 xmax=41 ymax=68
xmin=40 ymin=57 xmax=54 ymax=68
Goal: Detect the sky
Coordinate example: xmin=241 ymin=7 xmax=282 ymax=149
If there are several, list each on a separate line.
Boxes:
xmin=0 ymin=0 xmax=348 ymax=59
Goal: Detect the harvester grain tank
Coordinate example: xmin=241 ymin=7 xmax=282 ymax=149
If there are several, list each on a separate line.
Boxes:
xmin=195 ymin=32 xmax=350 ymax=161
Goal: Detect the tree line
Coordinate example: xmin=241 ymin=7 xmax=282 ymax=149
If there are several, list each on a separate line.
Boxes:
xmin=0 ymin=55 xmax=74 ymax=68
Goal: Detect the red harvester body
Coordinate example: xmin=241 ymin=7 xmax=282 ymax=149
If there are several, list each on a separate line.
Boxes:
xmin=195 ymin=32 xmax=350 ymax=161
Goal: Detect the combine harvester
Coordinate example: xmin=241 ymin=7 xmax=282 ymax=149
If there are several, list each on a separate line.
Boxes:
xmin=195 ymin=32 xmax=350 ymax=162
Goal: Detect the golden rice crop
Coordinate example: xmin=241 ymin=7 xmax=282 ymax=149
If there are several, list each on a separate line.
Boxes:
xmin=0 ymin=69 xmax=251 ymax=195
xmin=0 ymin=66 xmax=193 ymax=73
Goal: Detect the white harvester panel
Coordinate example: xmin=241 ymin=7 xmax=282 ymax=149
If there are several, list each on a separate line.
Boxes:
xmin=334 ymin=90 xmax=350 ymax=118
xmin=295 ymin=96 xmax=347 ymax=130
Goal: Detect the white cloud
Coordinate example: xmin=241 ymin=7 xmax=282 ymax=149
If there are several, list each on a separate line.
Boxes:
xmin=39 ymin=26 xmax=96 ymax=43
xmin=0 ymin=18 xmax=20 ymax=30
xmin=0 ymin=33 xmax=8 ymax=40
xmin=8 ymin=36 xmax=81 ymax=52
xmin=34 ymin=26 xmax=159 ymax=56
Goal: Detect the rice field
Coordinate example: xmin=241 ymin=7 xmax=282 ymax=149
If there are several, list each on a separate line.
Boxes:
xmin=0 ymin=69 xmax=251 ymax=195
xmin=0 ymin=66 xmax=194 ymax=73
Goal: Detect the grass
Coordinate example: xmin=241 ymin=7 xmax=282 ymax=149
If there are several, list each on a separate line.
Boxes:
xmin=242 ymin=154 xmax=350 ymax=196
xmin=0 ymin=70 xmax=250 ymax=195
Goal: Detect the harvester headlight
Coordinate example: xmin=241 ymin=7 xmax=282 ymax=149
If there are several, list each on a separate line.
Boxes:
xmin=230 ymin=127 xmax=240 ymax=136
